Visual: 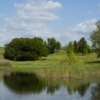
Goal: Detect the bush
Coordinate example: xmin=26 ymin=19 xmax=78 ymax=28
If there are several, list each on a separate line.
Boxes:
xmin=4 ymin=38 xmax=49 ymax=61
xmin=66 ymin=42 xmax=80 ymax=65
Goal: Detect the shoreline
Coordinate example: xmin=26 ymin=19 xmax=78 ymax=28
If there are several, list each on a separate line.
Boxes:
xmin=0 ymin=65 xmax=100 ymax=79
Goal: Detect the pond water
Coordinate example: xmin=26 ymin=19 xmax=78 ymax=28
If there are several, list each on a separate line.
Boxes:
xmin=0 ymin=72 xmax=100 ymax=100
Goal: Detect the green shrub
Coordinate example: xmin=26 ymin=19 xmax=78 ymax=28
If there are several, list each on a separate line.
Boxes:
xmin=4 ymin=38 xmax=48 ymax=61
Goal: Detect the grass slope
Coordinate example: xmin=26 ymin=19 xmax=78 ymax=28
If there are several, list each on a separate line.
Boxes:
xmin=0 ymin=47 xmax=100 ymax=78
xmin=0 ymin=47 xmax=4 ymax=60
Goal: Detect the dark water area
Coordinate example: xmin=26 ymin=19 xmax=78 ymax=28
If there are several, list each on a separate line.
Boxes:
xmin=0 ymin=72 xmax=100 ymax=100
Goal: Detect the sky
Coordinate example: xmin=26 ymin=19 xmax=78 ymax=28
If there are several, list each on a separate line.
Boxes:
xmin=0 ymin=0 xmax=100 ymax=46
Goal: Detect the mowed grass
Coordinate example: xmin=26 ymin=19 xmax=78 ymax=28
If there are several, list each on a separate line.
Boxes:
xmin=0 ymin=47 xmax=100 ymax=78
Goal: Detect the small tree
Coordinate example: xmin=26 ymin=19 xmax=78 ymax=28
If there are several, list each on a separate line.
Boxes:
xmin=66 ymin=42 xmax=76 ymax=64
xmin=90 ymin=21 xmax=100 ymax=58
xmin=66 ymin=42 xmax=74 ymax=55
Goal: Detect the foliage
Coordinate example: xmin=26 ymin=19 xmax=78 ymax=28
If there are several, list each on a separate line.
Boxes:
xmin=47 ymin=37 xmax=61 ymax=54
xmin=73 ymin=41 xmax=78 ymax=53
xmin=66 ymin=42 xmax=74 ymax=54
xmin=90 ymin=21 xmax=100 ymax=58
xmin=66 ymin=37 xmax=91 ymax=56
xmin=66 ymin=42 xmax=77 ymax=64
xmin=78 ymin=37 xmax=90 ymax=55
xmin=66 ymin=38 xmax=91 ymax=64
xmin=4 ymin=37 xmax=48 ymax=61
xmin=56 ymin=41 xmax=61 ymax=50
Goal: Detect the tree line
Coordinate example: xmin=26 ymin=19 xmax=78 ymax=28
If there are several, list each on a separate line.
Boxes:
xmin=4 ymin=21 xmax=100 ymax=61
xmin=4 ymin=37 xmax=61 ymax=61
xmin=66 ymin=21 xmax=100 ymax=58
xmin=66 ymin=37 xmax=91 ymax=56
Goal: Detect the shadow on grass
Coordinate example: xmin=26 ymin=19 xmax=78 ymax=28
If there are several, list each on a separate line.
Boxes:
xmin=85 ymin=60 xmax=100 ymax=64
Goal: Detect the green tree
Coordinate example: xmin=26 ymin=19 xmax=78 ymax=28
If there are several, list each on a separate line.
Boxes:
xmin=4 ymin=38 xmax=48 ymax=61
xmin=33 ymin=37 xmax=44 ymax=44
xmin=56 ymin=41 xmax=61 ymax=50
xmin=78 ymin=37 xmax=89 ymax=55
xmin=90 ymin=21 xmax=100 ymax=58
xmin=47 ymin=37 xmax=61 ymax=54
xmin=66 ymin=42 xmax=74 ymax=55
xmin=32 ymin=37 xmax=49 ymax=56
xmin=66 ymin=42 xmax=76 ymax=64
xmin=73 ymin=41 xmax=78 ymax=53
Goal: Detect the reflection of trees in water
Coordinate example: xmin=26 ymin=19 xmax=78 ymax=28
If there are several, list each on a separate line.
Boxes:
xmin=4 ymin=72 xmax=46 ymax=94
xmin=47 ymin=84 xmax=60 ymax=94
xmin=66 ymin=81 xmax=90 ymax=97
xmin=46 ymin=79 xmax=90 ymax=96
xmin=91 ymin=84 xmax=100 ymax=100
xmin=77 ymin=84 xmax=90 ymax=97
xmin=4 ymin=72 xmax=60 ymax=95
xmin=3 ymin=72 xmax=90 ymax=96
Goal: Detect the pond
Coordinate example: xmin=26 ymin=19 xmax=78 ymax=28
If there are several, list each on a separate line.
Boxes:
xmin=0 ymin=72 xmax=100 ymax=100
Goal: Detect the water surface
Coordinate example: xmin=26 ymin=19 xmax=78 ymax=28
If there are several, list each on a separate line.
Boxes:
xmin=0 ymin=72 xmax=100 ymax=100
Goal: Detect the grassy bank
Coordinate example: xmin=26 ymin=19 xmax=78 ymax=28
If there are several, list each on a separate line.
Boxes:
xmin=0 ymin=47 xmax=100 ymax=78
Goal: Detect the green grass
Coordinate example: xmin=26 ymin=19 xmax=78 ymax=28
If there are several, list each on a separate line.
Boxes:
xmin=11 ymin=50 xmax=68 ymax=67
xmin=0 ymin=47 xmax=12 ymax=67
xmin=0 ymin=47 xmax=4 ymax=60
xmin=0 ymin=47 xmax=100 ymax=78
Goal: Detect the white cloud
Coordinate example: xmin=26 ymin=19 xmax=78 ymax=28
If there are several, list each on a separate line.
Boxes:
xmin=15 ymin=0 xmax=62 ymax=21
xmin=0 ymin=0 xmax=62 ymax=46
xmin=0 ymin=0 xmax=97 ymax=46
xmin=43 ymin=0 xmax=62 ymax=9
xmin=56 ymin=19 xmax=97 ymax=45
xmin=73 ymin=19 xmax=97 ymax=33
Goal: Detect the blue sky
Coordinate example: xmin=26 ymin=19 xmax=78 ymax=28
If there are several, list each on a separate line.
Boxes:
xmin=48 ymin=0 xmax=100 ymax=28
xmin=0 ymin=0 xmax=100 ymax=46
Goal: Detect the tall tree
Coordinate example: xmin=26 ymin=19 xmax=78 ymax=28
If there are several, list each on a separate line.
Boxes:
xmin=73 ymin=41 xmax=78 ymax=53
xmin=90 ymin=21 xmax=100 ymax=58
xmin=33 ymin=37 xmax=44 ymax=44
xmin=78 ymin=37 xmax=89 ymax=55
xmin=47 ymin=37 xmax=61 ymax=54
xmin=56 ymin=41 xmax=61 ymax=50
